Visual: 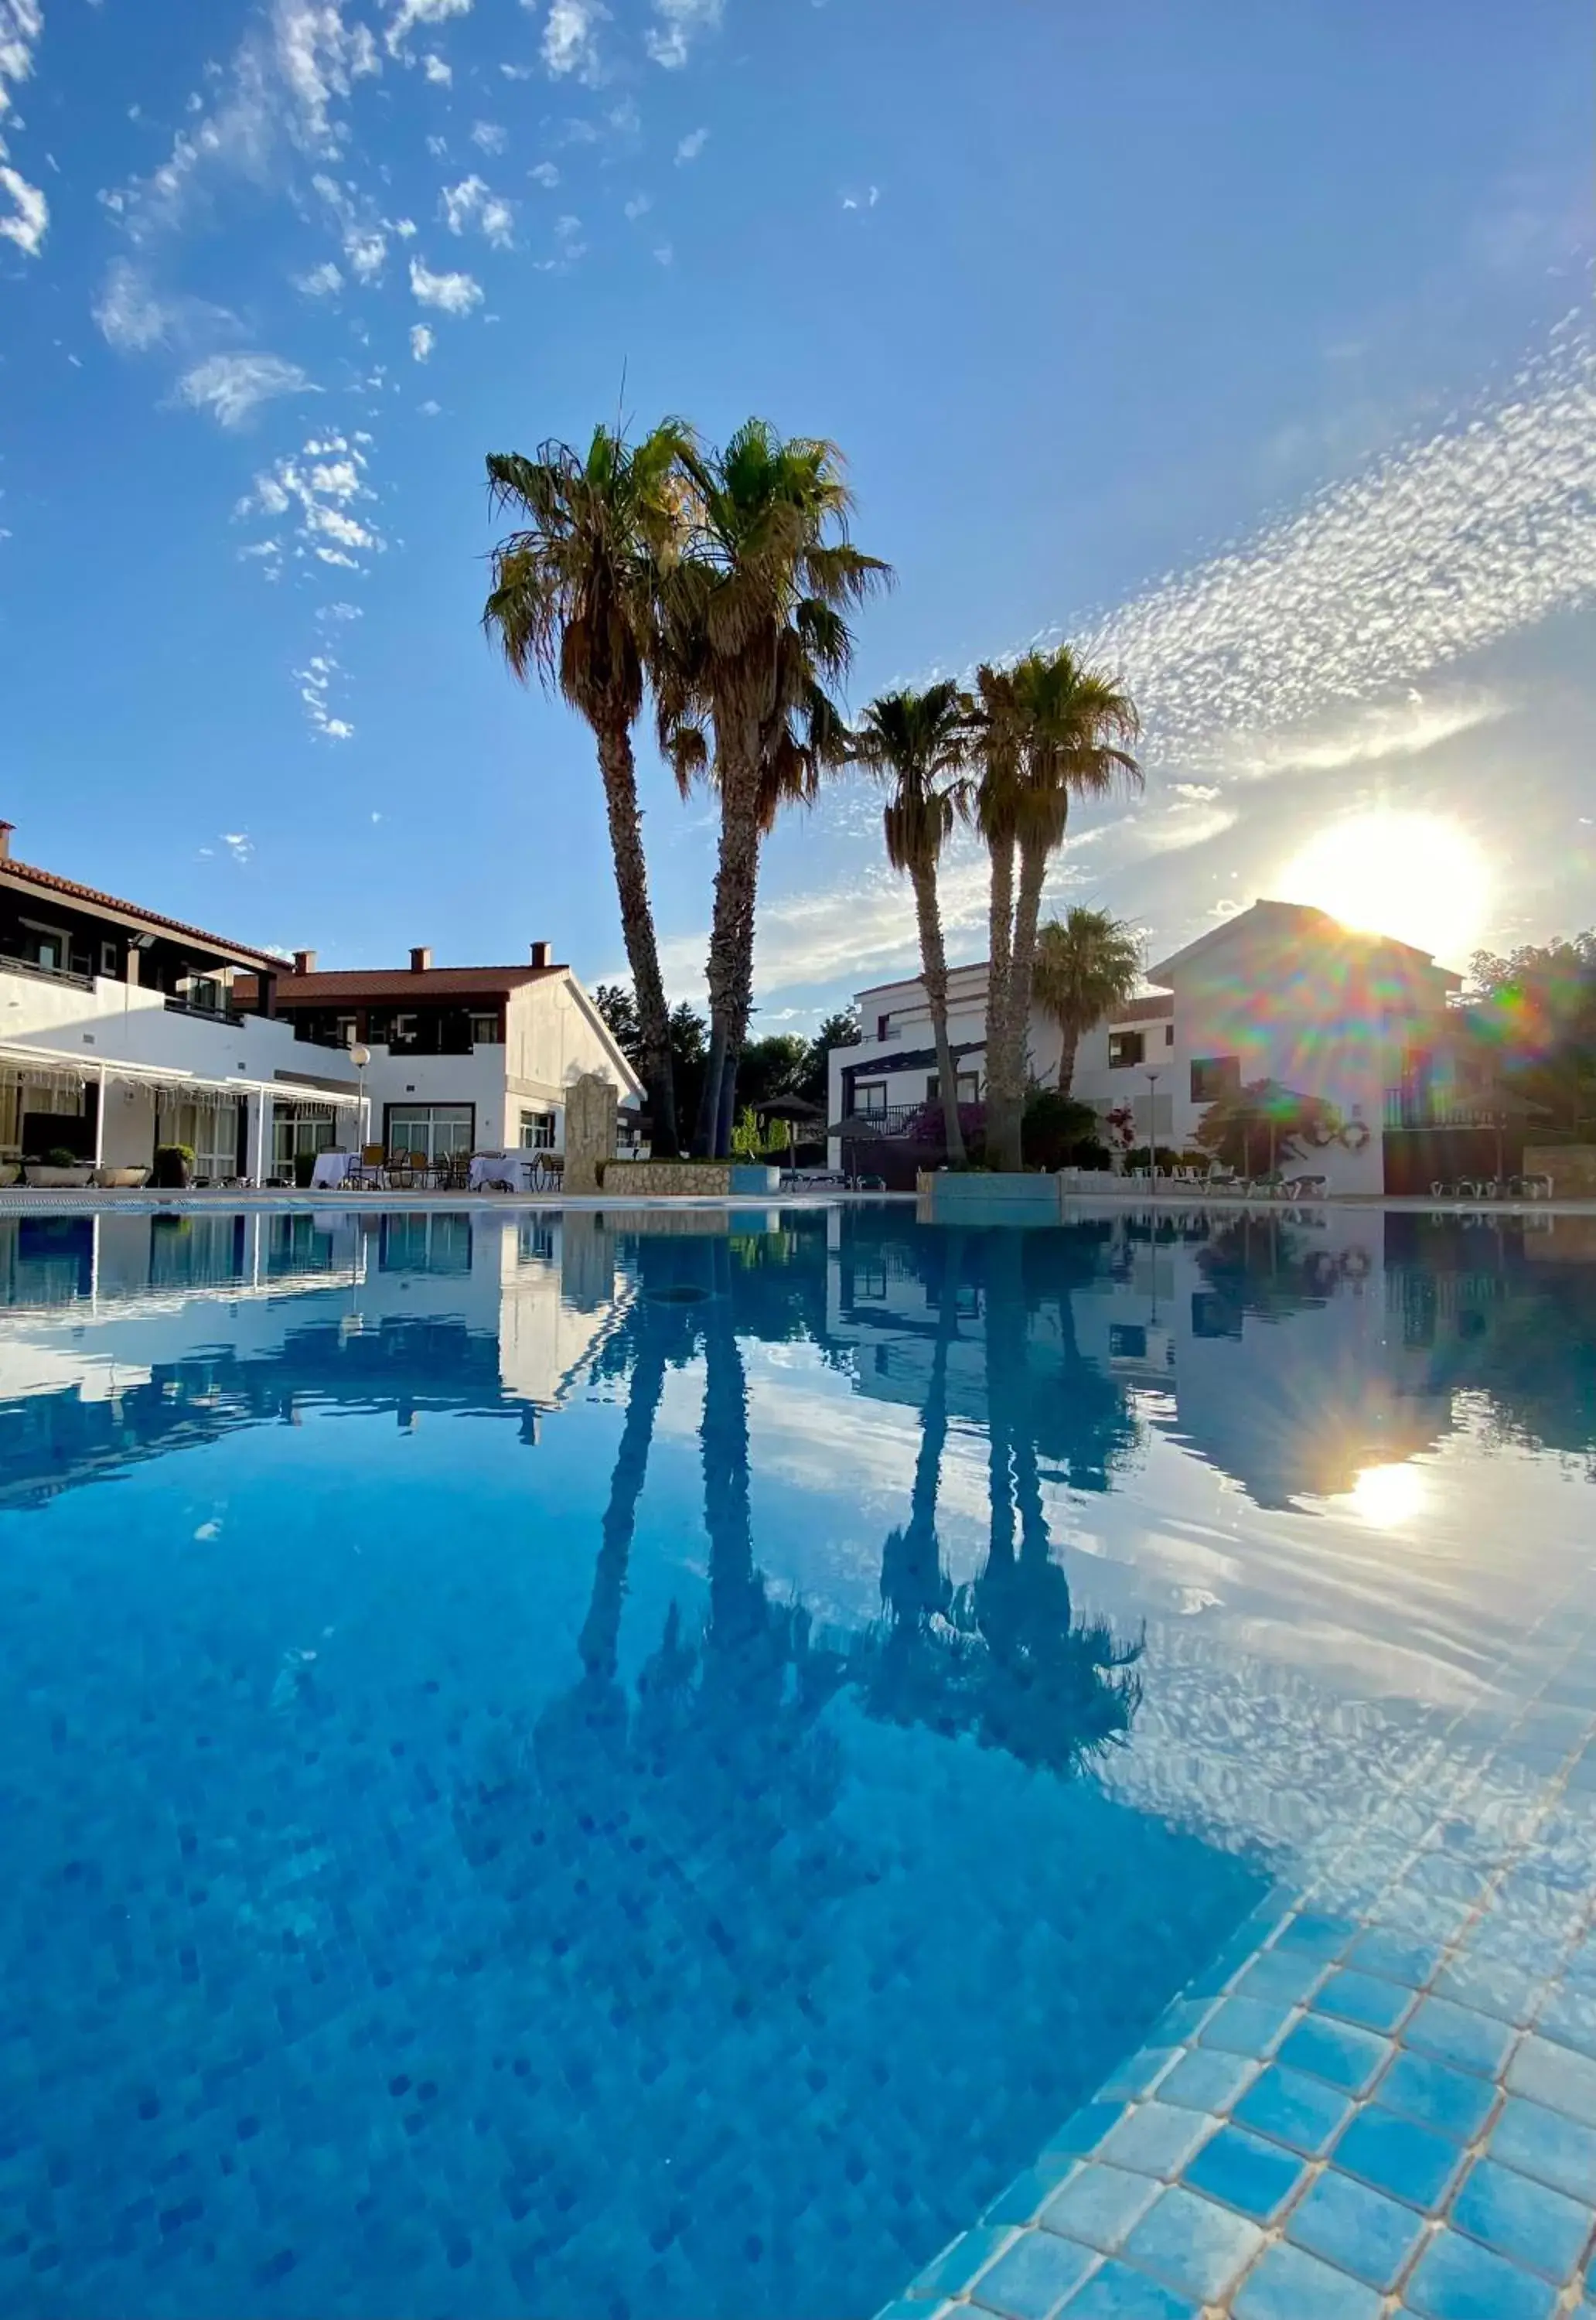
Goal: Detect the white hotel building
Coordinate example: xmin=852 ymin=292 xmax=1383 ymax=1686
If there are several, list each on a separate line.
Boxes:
xmin=828 ymin=899 xmax=1464 ymax=1193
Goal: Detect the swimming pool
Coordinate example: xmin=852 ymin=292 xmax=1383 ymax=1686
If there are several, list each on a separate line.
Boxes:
xmin=1 ymin=1203 xmax=1593 ymax=2318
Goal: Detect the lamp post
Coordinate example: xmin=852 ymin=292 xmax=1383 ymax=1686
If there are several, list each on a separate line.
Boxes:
xmin=350 ymin=1043 xmax=370 ymax=1156
xmin=1144 ymin=1068 xmax=1161 ymax=1182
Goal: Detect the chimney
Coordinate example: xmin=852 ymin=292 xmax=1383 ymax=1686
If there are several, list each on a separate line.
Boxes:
xmin=292 ymin=948 xmax=317 ymax=976
xmin=530 ymin=940 xmax=551 ymax=969
xmin=410 ymin=945 xmax=432 ymax=974
xmin=0 ymin=821 xmax=12 ymax=862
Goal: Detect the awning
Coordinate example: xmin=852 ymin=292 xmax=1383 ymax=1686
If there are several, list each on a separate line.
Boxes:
xmin=0 ymin=1039 xmax=362 ymax=1112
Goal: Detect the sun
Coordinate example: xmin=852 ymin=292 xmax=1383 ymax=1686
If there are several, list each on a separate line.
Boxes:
xmin=1276 ymin=810 xmax=1490 ymax=964
xmin=1348 ymin=1461 xmax=1427 ymax=1530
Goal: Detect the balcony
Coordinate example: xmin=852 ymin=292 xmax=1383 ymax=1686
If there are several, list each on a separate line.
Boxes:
xmin=0 ymin=950 xmax=94 ymax=992
xmin=1384 ymin=1085 xmax=1514 ymax=1131
xmin=163 ymin=994 xmax=245 ymax=1027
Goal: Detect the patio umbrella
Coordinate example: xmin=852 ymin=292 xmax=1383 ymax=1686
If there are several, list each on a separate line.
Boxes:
xmin=758 ymin=1094 xmax=826 ymax=1162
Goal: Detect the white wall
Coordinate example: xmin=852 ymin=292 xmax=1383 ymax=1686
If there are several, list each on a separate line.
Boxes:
xmin=0 ymin=964 xmax=359 ymax=1093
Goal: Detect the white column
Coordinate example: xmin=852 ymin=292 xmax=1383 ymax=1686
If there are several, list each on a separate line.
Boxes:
xmin=244 ymin=1088 xmax=270 ymax=1186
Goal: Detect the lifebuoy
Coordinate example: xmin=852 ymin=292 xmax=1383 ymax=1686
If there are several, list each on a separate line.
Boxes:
xmin=1340 ymin=1120 xmax=1371 ymax=1151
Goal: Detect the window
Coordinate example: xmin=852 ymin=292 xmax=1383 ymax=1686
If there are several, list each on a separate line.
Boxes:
xmin=854 ymin=1082 xmax=887 ymax=1114
xmin=926 ymin=1072 xmax=981 ymax=1106
xmin=271 ymin=1106 xmax=336 ymax=1171
xmin=394 ymin=1013 xmax=419 ymax=1042
xmin=187 ymin=977 xmax=224 ymax=1016
xmin=1107 ymin=1030 xmax=1145 ymax=1069
xmin=1109 ymin=1323 xmax=1148 ymax=1360
xmin=1165 ymin=1023 xmax=1175 ymax=1046
xmin=520 ymin=1109 xmax=558 ymax=1150
xmin=875 ymin=1014 xmax=892 ymax=1041
xmin=470 ymin=1013 xmax=501 ymax=1046
xmin=336 ymin=1016 xmax=357 ymax=1048
xmin=384 ymin=1103 xmax=473 ymax=1162
xmin=157 ymin=1100 xmax=240 ymax=1185
xmin=100 ymin=941 xmax=119 ymax=979
xmin=1190 ymin=1055 xmax=1241 ymax=1104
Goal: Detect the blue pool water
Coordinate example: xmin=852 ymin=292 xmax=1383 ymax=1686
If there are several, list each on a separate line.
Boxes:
xmin=1 ymin=1202 xmax=1594 ymax=2318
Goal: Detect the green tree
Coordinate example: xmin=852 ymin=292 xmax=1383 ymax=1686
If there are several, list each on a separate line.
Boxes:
xmin=1194 ymin=1080 xmax=1341 ymax=1179
xmin=592 ymin=981 xmax=643 ymax=1066
xmin=801 ymin=1010 xmax=859 ymax=1107
xmin=658 ymin=421 xmax=892 ymax=1156
xmin=483 ymin=421 xmax=693 ymax=1154
xmin=851 ymin=682 xmax=975 ymax=1163
xmin=972 ymin=649 xmax=1142 ymax=1170
xmin=1033 ymin=907 xmax=1144 ymax=1097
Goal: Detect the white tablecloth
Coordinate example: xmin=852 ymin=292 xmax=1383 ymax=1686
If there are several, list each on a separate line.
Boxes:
xmin=309 ymin=1151 xmax=358 ymax=1189
xmin=468 ymin=1153 xmax=547 ymax=1192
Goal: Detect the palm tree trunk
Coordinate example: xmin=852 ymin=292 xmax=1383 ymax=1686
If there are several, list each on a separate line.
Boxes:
xmin=696 ymin=745 xmax=762 ymax=1159
xmin=988 ymin=835 xmax=1052 ymax=1171
xmin=984 ymin=832 xmax=1021 ymax=1172
xmin=595 ymin=717 xmax=678 ymax=1155
xmin=1057 ymin=1026 xmax=1079 ymax=1097
xmin=578 ymin=1322 xmax=668 ymax=1682
xmin=909 ymin=859 xmax=966 ymax=1167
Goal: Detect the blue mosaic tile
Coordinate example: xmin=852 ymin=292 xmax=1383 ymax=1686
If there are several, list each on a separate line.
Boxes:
xmin=1038 ymin=2165 xmax=1160 ymax=2256
xmin=1436 ymin=1955 xmax=1545 ymax=2028
xmin=1232 ymin=2240 xmax=1384 ymax=2320
xmin=985 ymin=2159 xmax=1080 ymax=2226
xmin=971 ymin=2229 xmax=1100 ymax=2320
xmin=1097 ymin=2049 xmax=1179 ymax=2104
xmin=1273 ymin=1912 xmax=1359 ymax=1962
xmin=1180 ymin=2124 xmax=1306 ymax=2223
xmin=1231 ymin=1950 xmax=1328 ymax=2007
xmin=1317 ymin=1967 xmax=1418 ymax=2035
xmin=876 ymin=2299 xmax=956 ymax=2318
xmin=1488 ymin=2091 xmax=1596 ymax=2203
xmin=1197 ymin=1996 xmax=1295 ymax=2059
xmin=1120 ymin=2185 xmax=1265 ymax=2302
xmin=1276 ymin=2013 xmax=1390 ymax=2095
xmin=912 ymin=2226 xmax=1018 ymax=2299
xmin=1285 ymin=2169 xmax=1427 ymax=2292
xmin=1448 ymin=2157 xmax=1594 ymax=2284
xmin=1403 ymin=1995 xmax=1516 ymax=2080
xmin=1378 ymin=2049 xmax=1499 ymax=2145
xmin=1043 ymin=2104 xmax=1131 ymax=2161
xmin=1149 ymin=1999 xmax=1213 ymax=2049
xmin=1345 ymin=1929 xmax=1446 ymax=1989
xmin=1506 ymin=2032 xmax=1596 ymax=2127
xmin=1059 ymin=2260 xmax=1198 ymax=2318
xmin=1403 ymin=2226 xmax=1559 ymax=2320
xmin=1533 ymin=1985 xmax=1596 ymax=2065
xmin=1331 ymin=2103 xmax=1465 ymax=2213
xmin=1233 ymin=2062 xmax=1353 ymax=2157
xmin=1094 ymin=2104 xmax=1213 ymax=2182
xmin=1154 ymin=2047 xmax=1257 ymax=2117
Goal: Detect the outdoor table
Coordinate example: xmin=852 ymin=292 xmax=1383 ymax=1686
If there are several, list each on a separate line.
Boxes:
xmin=310 ymin=1151 xmax=360 ymax=1190
xmin=467 ymin=1153 xmax=550 ymax=1193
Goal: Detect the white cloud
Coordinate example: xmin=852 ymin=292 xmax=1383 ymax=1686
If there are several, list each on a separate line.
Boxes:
xmin=384 ymin=0 xmax=471 ymax=60
xmin=93 ymin=260 xmax=182 ymax=351
xmin=0 ymin=0 xmax=47 ymax=255
xmin=421 ymin=52 xmax=451 ymax=84
xmin=645 ymin=0 xmax=721 ymax=69
xmin=410 ymin=322 xmax=434 ymax=360
xmin=220 ymin=831 xmax=254 ymax=862
xmin=177 ymin=352 xmax=315 ymax=428
xmin=674 ymin=125 xmax=707 ymax=164
xmin=408 ymin=253 xmax=483 ymax=311
xmin=237 ymin=430 xmax=385 ymax=572
xmin=418 ymin=397 xmax=441 ymax=416
xmin=294 ymin=653 xmax=355 ymax=740
xmin=653 ymin=240 xmax=673 ymax=266
xmin=540 ymin=0 xmax=605 ymax=84
xmin=841 ymin=184 xmax=880 ymax=212
xmin=532 ymin=210 xmax=585 ymax=271
xmin=1215 ymin=689 xmax=1510 ymax=784
xmin=500 ymin=60 xmax=534 ymax=78
xmin=529 ymin=159 xmax=560 ymax=186
xmin=311 ymin=172 xmax=387 ymax=278
xmin=440 ymin=172 xmax=514 ymax=245
xmin=469 ymin=118 xmax=506 ymax=152
xmin=293 ymin=258 xmax=343 ymax=296
xmin=623 ymin=190 xmax=650 ymax=220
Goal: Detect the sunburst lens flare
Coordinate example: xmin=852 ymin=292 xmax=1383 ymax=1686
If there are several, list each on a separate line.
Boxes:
xmin=1277 ymin=810 xmax=1490 ymax=964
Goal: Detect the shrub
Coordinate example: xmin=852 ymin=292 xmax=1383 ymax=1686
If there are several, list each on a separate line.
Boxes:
xmin=1022 ymin=1088 xmax=1100 ymax=1172
xmin=151 ymin=1144 xmax=195 ymax=1189
xmin=1070 ymin=1138 xmax=1113 ymax=1170
xmin=44 ymin=1146 xmax=81 ymax=1169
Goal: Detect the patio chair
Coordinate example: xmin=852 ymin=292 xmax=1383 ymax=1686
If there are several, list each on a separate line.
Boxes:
xmin=346 ymin=1144 xmax=387 ymax=1189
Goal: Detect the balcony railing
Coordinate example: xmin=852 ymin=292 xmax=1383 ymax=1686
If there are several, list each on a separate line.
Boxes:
xmin=0 ymin=950 xmax=94 ymax=991
xmin=164 ymin=994 xmax=246 ymax=1026
xmin=1384 ymin=1086 xmax=1512 ymax=1131
xmin=837 ymin=1101 xmax=986 ymax=1139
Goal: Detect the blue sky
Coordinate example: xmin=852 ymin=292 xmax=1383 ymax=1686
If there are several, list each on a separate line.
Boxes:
xmin=2 ymin=0 xmax=1592 ymax=1023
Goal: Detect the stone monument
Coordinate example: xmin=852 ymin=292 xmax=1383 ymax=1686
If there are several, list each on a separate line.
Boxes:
xmin=562 ymin=1071 xmax=618 ymax=1196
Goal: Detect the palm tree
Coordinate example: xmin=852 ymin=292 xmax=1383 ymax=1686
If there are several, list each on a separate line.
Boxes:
xmin=1033 ymin=907 xmax=1144 ymax=1097
xmin=483 ymin=421 xmax=693 ymax=1155
xmin=659 ymin=421 xmax=892 ymax=1156
xmin=973 ymin=647 xmax=1142 ymax=1171
xmin=850 ymin=683 xmax=974 ymax=1163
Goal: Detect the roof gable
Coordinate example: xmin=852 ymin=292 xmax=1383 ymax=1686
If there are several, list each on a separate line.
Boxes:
xmin=1148 ymin=899 xmax=1454 ymax=988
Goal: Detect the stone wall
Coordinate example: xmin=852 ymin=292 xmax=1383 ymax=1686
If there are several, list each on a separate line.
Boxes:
xmin=1524 ymin=1145 xmax=1596 ymax=1199
xmin=599 ymin=1161 xmax=732 ymax=1196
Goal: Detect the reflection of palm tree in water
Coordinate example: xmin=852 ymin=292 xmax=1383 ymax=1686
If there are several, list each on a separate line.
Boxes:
xmin=866 ymin=1232 xmax=1142 ymax=1773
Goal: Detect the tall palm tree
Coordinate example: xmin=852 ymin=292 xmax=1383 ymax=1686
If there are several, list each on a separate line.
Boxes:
xmin=483 ymin=421 xmax=693 ymax=1155
xmin=850 ymin=682 xmax=974 ymax=1163
xmin=659 ymin=421 xmax=892 ymax=1155
xmin=973 ymin=647 xmax=1142 ymax=1171
xmin=1033 ymin=907 xmax=1144 ymax=1096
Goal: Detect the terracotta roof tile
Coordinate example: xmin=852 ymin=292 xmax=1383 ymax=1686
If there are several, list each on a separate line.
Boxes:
xmin=234 ymin=964 xmax=567 ymax=1004
xmin=0 ymin=858 xmax=287 ymax=968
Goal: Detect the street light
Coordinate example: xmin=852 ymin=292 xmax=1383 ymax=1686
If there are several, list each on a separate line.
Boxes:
xmin=350 ymin=1042 xmax=371 ymax=1153
xmin=1144 ymin=1068 xmax=1161 ymax=1182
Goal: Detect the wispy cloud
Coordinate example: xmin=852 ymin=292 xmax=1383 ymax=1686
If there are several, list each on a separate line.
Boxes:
xmin=384 ymin=0 xmax=471 ymax=61
xmin=470 ymin=118 xmax=506 ymax=152
xmin=294 ymin=653 xmax=355 ymax=740
xmin=529 ymin=159 xmax=560 ymax=186
xmin=532 ymin=212 xmax=585 ymax=271
xmin=292 ymin=258 xmax=343 ymax=297
xmin=410 ymin=322 xmax=434 ymax=361
xmin=236 ymin=430 xmax=384 ymax=568
xmin=622 ymin=190 xmax=650 ymax=220
xmin=441 ymin=172 xmax=514 ymax=245
xmin=421 ymin=53 xmax=451 ymax=84
xmin=177 ymin=353 xmax=316 ymax=429
xmin=674 ymin=125 xmax=708 ymax=164
xmin=646 ymin=0 xmax=722 ymax=70
xmin=1213 ymin=687 xmax=1510 ymax=783
xmin=841 ymin=184 xmax=879 ymax=212
xmin=408 ymin=252 xmax=483 ymax=311
xmin=311 ymin=172 xmax=387 ymax=279
xmin=0 ymin=0 xmax=48 ymax=256
xmin=220 ymin=831 xmax=254 ymax=863
xmin=539 ymin=0 xmax=606 ymax=84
